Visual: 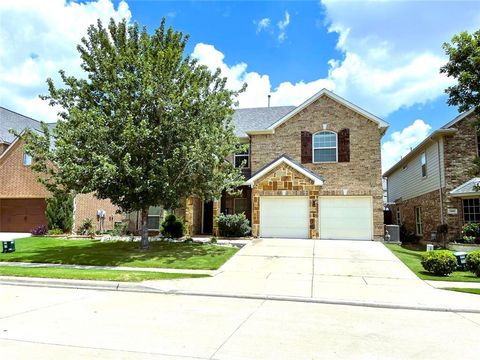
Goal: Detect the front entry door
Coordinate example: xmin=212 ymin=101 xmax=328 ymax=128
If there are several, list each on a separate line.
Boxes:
xmin=203 ymin=201 xmax=213 ymax=234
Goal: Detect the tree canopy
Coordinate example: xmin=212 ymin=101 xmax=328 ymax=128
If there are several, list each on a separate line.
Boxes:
xmin=24 ymin=18 xmax=245 ymax=248
xmin=440 ymin=30 xmax=480 ymax=114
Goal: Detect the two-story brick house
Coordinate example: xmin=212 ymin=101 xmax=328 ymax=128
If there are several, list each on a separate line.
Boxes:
xmin=0 ymin=107 xmax=123 ymax=232
xmin=384 ymin=109 xmax=479 ymax=241
xmin=185 ymin=89 xmax=389 ymax=240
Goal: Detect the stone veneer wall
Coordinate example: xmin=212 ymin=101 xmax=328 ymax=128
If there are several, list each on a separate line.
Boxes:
xmin=251 ymin=163 xmax=320 ymax=238
xmin=185 ymin=196 xmax=220 ymax=236
xmin=250 ymin=95 xmax=384 ymax=239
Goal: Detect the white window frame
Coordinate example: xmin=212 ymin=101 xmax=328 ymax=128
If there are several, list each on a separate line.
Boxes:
xmin=147 ymin=206 xmax=161 ymax=231
xmin=312 ymin=130 xmax=338 ymax=163
xmin=234 ymin=146 xmax=250 ymax=169
xmin=420 ymin=152 xmax=427 ymax=178
xmin=415 ymin=207 xmax=423 ymax=236
xmin=23 ymin=152 xmax=32 ymax=166
xmin=463 ymin=198 xmax=480 ymax=223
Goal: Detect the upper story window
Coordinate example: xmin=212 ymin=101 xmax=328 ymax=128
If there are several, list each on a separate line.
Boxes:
xmin=420 ymin=152 xmax=427 ymax=177
xmin=23 ymin=152 xmax=32 ymax=166
xmin=234 ymin=146 xmax=250 ymax=168
xmin=313 ymin=131 xmax=337 ymax=163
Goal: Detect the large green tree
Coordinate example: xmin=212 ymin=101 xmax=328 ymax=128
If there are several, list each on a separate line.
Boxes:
xmin=441 ymin=29 xmax=480 ymax=175
xmin=24 ymin=18 xmax=245 ymax=249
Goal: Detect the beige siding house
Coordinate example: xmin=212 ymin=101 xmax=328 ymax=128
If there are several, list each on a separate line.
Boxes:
xmin=384 ymin=110 xmax=479 ymax=241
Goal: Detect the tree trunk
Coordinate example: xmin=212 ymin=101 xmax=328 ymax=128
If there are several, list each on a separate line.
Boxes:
xmin=140 ymin=207 xmax=149 ymax=250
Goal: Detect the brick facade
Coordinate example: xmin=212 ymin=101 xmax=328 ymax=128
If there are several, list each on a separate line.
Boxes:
xmin=251 ymin=163 xmax=320 ymax=238
xmin=0 ymin=139 xmax=50 ymax=199
xmin=74 ymin=193 xmax=124 ymax=232
xmin=250 ymin=95 xmax=384 ymax=239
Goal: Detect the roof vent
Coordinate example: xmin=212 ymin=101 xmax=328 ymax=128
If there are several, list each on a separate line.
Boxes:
xmin=268 ymin=94 xmax=271 ymax=108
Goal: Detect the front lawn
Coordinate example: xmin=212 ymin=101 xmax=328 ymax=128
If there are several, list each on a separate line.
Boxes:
xmin=444 ymin=288 xmax=480 ymax=295
xmin=385 ymin=244 xmax=479 ymax=282
xmin=0 ymin=266 xmax=206 ymax=282
xmin=0 ymin=237 xmax=238 ymax=270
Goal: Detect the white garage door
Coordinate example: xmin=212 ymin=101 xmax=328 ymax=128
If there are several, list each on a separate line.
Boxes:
xmin=319 ymin=197 xmax=373 ymax=240
xmin=260 ymin=196 xmax=309 ymax=238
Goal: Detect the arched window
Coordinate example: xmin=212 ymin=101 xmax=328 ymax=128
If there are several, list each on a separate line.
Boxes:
xmin=313 ymin=131 xmax=337 ymax=163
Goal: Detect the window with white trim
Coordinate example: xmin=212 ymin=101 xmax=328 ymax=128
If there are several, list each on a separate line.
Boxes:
xmin=313 ymin=131 xmax=337 ymax=163
xmin=147 ymin=206 xmax=162 ymax=230
xmin=23 ymin=152 xmax=32 ymax=166
xmin=420 ymin=152 xmax=427 ymax=178
xmin=415 ymin=207 xmax=423 ymax=236
xmin=234 ymin=146 xmax=249 ymax=168
xmin=463 ymin=198 xmax=480 ymax=223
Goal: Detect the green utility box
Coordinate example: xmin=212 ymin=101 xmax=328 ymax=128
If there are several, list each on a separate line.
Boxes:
xmin=2 ymin=240 xmax=16 ymax=253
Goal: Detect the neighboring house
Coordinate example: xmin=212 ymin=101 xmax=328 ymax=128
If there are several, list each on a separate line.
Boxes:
xmin=383 ymin=110 xmax=479 ymax=242
xmin=0 ymin=107 xmax=123 ymax=233
xmin=185 ymin=89 xmax=389 ymax=240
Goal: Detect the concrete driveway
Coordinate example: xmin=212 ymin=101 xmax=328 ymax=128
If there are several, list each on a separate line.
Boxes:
xmin=147 ymin=239 xmax=480 ymax=311
xmin=0 ymin=233 xmax=30 ymax=241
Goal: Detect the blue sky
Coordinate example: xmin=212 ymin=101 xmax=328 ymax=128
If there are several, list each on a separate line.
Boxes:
xmin=0 ymin=0 xmax=479 ymax=171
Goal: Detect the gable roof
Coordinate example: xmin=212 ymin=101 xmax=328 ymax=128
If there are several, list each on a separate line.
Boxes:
xmin=0 ymin=106 xmax=50 ymax=144
xmin=232 ymin=106 xmax=295 ymax=137
xmin=383 ymin=109 xmax=477 ymax=178
xmin=450 ymin=177 xmax=480 ymax=198
xmin=244 ymin=154 xmax=324 ymax=186
xmin=441 ymin=109 xmax=475 ymax=129
xmin=262 ymin=88 xmax=389 ymax=134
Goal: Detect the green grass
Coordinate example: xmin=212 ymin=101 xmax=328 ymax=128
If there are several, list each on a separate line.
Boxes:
xmin=0 ymin=237 xmax=238 ymax=270
xmin=0 ymin=265 xmax=206 ymax=282
xmin=385 ymin=244 xmax=480 ymax=282
xmin=444 ymin=288 xmax=480 ymax=295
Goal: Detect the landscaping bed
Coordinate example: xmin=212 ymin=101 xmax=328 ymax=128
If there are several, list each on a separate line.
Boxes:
xmin=385 ymin=244 xmax=479 ymax=282
xmin=0 ymin=237 xmax=238 ymax=270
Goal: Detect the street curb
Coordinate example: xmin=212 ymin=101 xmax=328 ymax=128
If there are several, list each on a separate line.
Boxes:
xmin=1 ymin=276 xmax=479 ymax=314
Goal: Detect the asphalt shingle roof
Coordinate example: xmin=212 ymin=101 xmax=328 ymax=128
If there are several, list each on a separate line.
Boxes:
xmin=0 ymin=107 xmax=45 ymax=144
xmin=232 ymin=106 xmax=295 ymax=137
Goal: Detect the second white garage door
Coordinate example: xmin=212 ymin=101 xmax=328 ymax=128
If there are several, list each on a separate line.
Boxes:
xmin=319 ymin=196 xmax=373 ymax=240
xmin=260 ymin=196 xmax=309 ymax=238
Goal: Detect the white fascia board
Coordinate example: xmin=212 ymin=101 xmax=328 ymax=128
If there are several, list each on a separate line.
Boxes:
xmin=244 ymin=156 xmax=323 ymax=186
xmin=267 ymin=89 xmax=389 ymax=131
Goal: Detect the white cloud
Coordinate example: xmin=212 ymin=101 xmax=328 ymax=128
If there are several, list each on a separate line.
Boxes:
xmin=277 ymin=11 xmax=290 ymax=42
xmin=192 ymin=43 xmax=334 ymax=108
xmin=0 ymin=0 xmax=131 ymax=122
xmin=381 ymin=119 xmax=432 ymax=172
xmin=256 ymin=17 xmax=271 ymax=34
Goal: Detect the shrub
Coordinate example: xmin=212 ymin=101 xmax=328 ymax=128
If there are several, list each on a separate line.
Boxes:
xmin=399 ymin=224 xmax=419 ymax=243
xmin=47 ymin=228 xmax=63 ymax=236
xmin=466 ymin=251 xmax=480 ymax=277
xmin=46 ymin=191 xmax=74 ymax=232
xmin=421 ymin=250 xmax=457 ymax=276
xmin=216 ymin=213 xmax=251 ymax=237
xmin=161 ymin=214 xmax=185 ymax=239
xmin=463 ymin=235 xmax=476 ymax=244
xmin=462 ymin=222 xmax=480 ymax=237
xmin=78 ymin=218 xmax=94 ymax=235
xmin=31 ymin=225 xmax=48 ymax=236
xmin=110 ymin=222 xmax=128 ymax=236
xmin=210 ymin=236 xmax=217 ymax=244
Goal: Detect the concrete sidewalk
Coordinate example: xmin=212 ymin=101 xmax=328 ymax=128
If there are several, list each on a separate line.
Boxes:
xmin=143 ymin=239 xmax=480 ymax=312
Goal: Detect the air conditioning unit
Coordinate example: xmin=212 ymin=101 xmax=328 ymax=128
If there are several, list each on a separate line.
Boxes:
xmin=385 ymin=225 xmax=400 ymax=242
